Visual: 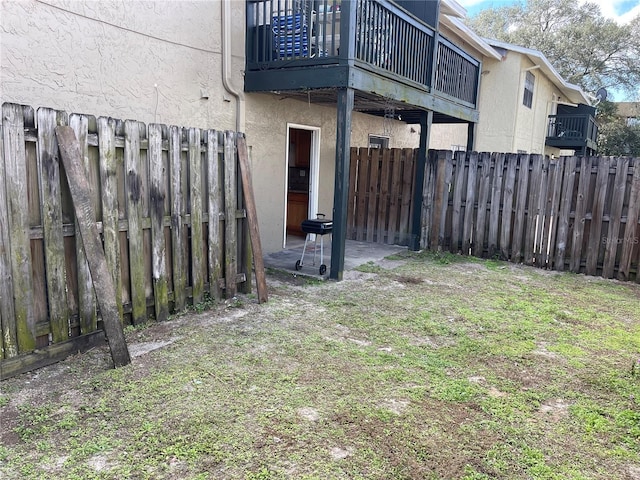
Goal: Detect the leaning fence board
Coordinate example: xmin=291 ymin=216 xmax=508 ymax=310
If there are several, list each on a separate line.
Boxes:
xmin=70 ymin=114 xmax=98 ymax=335
xmin=532 ymin=156 xmax=550 ymax=266
xmin=430 ymin=151 xmax=449 ymax=250
xmin=148 ymin=124 xmax=169 ymax=322
xmin=124 ymin=120 xmax=147 ymax=325
xmin=97 ymin=117 xmax=123 ymax=322
xmin=37 ymin=108 xmax=70 ymax=343
xmin=585 ymin=158 xmax=610 ymax=276
xmin=2 ymin=103 xmax=36 ymax=353
xmin=237 ymin=135 xmax=268 ymax=303
xmin=55 ymin=126 xmax=131 ymax=367
xmin=602 ymin=157 xmax=629 ymax=278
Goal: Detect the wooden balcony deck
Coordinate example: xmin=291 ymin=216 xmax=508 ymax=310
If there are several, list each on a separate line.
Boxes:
xmin=245 ymin=0 xmax=481 ymax=123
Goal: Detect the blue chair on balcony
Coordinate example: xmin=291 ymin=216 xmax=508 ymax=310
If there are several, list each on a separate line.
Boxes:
xmin=273 ymin=13 xmax=309 ymax=58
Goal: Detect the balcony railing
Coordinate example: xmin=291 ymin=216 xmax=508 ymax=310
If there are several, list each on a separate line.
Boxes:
xmin=246 ymin=0 xmax=480 ymax=107
xmin=546 ymin=114 xmax=598 ymax=145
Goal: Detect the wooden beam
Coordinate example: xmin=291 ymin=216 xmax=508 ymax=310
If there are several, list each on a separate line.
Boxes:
xmin=55 ymin=126 xmax=131 ymax=368
xmin=236 ymin=135 xmax=268 ymax=303
xmin=330 ymin=87 xmax=354 ymax=281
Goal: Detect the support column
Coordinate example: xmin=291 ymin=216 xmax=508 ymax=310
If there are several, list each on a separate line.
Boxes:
xmin=330 ymin=87 xmax=354 ymax=280
xmin=409 ymin=111 xmax=432 ymax=251
xmin=467 ymin=122 xmax=476 ymax=152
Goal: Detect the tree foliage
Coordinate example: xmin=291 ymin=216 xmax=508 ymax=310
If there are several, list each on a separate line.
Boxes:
xmin=466 ymin=0 xmax=640 ymax=100
xmin=596 ymin=101 xmax=640 ymax=156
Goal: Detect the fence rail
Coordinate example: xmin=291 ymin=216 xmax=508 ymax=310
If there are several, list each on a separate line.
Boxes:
xmin=1 ymin=103 xmax=251 ymax=377
xmin=421 ymin=151 xmax=640 ymax=281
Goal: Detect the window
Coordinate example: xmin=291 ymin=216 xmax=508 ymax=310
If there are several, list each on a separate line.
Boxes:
xmin=627 ymin=117 xmax=640 ymax=127
xmin=523 ymin=71 xmax=535 ymax=108
xmin=369 ymin=135 xmax=389 ymax=149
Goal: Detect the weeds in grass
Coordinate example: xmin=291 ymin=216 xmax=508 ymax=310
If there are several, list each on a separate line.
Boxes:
xmin=1 ymin=254 xmax=638 ymax=479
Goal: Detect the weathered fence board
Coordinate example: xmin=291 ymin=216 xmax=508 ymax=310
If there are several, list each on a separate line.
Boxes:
xmin=418 ymin=151 xmax=639 ymax=281
xmin=2 ymin=103 xmax=36 ymax=353
xmin=1 ymin=103 xmax=253 ymax=378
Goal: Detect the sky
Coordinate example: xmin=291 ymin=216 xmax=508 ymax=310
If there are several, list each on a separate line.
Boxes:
xmin=459 ymin=0 xmax=640 ymax=24
xmin=457 ymin=0 xmax=640 ymax=100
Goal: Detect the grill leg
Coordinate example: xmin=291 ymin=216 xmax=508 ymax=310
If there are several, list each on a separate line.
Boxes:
xmin=300 ymin=234 xmax=311 ymax=266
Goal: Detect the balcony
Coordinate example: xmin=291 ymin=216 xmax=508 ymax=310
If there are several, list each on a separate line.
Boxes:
xmin=546 ymin=108 xmax=598 ymax=156
xmin=245 ymin=0 xmax=481 ymax=123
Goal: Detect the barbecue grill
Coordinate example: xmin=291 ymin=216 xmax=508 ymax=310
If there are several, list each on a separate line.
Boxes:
xmin=295 ymin=214 xmax=332 ymax=275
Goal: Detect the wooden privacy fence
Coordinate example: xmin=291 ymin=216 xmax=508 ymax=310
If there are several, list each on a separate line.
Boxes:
xmin=347 ymin=147 xmax=417 ymax=245
xmin=421 ymin=150 xmax=640 ymax=281
xmin=1 ymin=103 xmax=253 ymax=378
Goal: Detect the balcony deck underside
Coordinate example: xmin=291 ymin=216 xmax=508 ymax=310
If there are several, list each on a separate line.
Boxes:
xmin=245 ymin=64 xmax=479 ymax=124
xmin=546 ymin=137 xmax=598 ymax=151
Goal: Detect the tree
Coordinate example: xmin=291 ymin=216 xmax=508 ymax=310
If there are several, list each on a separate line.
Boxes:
xmin=466 ymin=0 xmax=640 ymax=100
xmin=595 ymin=101 xmax=640 ymax=156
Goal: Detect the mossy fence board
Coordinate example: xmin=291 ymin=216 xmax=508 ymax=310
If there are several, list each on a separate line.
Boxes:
xmin=1 ymin=103 xmax=250 ymax=378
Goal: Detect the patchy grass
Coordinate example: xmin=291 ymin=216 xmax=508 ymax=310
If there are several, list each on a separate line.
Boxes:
xmin=1 ymin=253 xmax=639 ymax=479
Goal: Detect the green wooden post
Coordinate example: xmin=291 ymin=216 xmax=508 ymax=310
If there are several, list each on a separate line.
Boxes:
xmin=330 ymin=87 xmax=354 ymax=281
xmin=409 ymin=111 xmax=432 ymax=251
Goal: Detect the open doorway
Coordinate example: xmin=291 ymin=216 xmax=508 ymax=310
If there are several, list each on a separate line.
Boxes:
xmin=284 ymin=124 xmax=320 ymax=247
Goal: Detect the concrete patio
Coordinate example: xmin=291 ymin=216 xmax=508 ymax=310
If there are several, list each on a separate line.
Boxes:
xmin=263 ymin=236 xmax=407 ymax=279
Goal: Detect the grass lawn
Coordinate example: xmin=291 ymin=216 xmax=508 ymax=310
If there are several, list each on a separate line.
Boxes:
xmin=1 ymin=251 xmax=639 ymax=479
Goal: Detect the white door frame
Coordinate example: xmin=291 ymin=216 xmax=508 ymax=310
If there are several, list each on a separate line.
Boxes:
xmin=283 ymin=123 xmax=321 ymax=248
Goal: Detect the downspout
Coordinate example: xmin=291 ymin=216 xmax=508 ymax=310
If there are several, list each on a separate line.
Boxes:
xmin=222 ymin=0 xmax=245 ymax=132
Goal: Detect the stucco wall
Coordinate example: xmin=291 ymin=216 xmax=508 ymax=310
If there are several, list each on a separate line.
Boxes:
xmin=1 ymin=0 xmax=242 ymax=130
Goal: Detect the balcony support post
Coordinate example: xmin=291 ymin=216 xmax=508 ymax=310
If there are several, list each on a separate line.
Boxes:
xmin=410 ymin=110 xmax=432 ymax=251
xmin=466 ymin=122 xmax=476 ymax=151
xmin=330 ymin=87 xmax=355 ymax=281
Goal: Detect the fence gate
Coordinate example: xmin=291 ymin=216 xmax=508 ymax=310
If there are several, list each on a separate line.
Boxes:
xmin=347 ymin=147 xmax=417 ymax=245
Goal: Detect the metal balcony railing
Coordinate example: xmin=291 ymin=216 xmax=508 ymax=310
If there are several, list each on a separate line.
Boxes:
xmin=546 ymin=114 xmax=598 ymax=144
xmin=246 ymin=0 xmax=480 ymax=107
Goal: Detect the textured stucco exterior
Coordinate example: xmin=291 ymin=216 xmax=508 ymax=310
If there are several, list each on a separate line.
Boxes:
xmin=1 ymin=0 xmax=419 ymax=254
xmin=1 ymin=0 xmax=243 ymax=130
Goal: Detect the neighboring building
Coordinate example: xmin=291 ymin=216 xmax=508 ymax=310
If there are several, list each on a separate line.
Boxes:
xmin=2 ymin=0 xmax=492 ymax=278
xmin=616 ymin=102 xmax=640 ymax=127
xmin=430 ymin=12 xmax=597 ymax=157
